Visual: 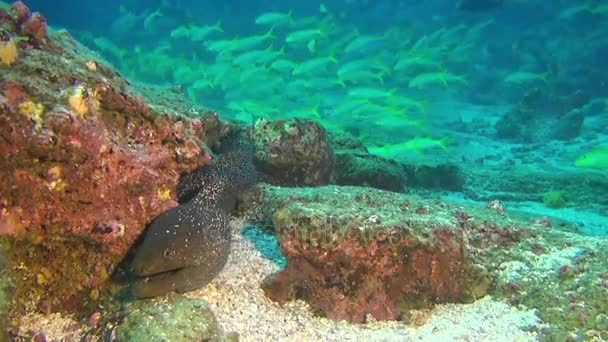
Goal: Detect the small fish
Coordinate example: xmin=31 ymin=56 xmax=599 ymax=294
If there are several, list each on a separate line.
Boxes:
xmin=143 ymin=9 xmax=163 ymax=32
xmin=348 ymin=87 xmax=396 ymax=99
xmin=170 ymin=21 xmax=223 ymax=41
xmin=503 ymin=71 xmax=549 ymax=85
xmin=307 ymin=39 xmax=317 ymax=54
xmin=369 ymin=137 xmax=449 ymax=157
xmin=575 ymin=147 xmax=608 ymax=171
xmin=408 ymin=72 xmax=466 ymax=89
xmin=344 ymin=35 xmax=385 ymax=54
xmin=292 ymin=55 xmax=338 ymax=75
xmin=270 ymin=59 xmax=297 ymax=72
xmin=255 ymin=10 xmax=293 ymax=27
xmin=457 ymin=0 xmax=504 ymax=11
xmin=190 ymin=21 xmax=223 ymax=41
xmin=374 ymin=116 xmax=425 ymax=129
xmin=286 ymin=29 xmax=324 ymax=44
xmin=339 ymin=69 xmax=384 ymax=85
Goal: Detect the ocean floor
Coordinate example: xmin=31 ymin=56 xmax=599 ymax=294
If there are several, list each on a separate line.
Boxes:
xmin=191 ymin=220 xmax=542 ymax=342
xmin=13 ymin=219 xmax=542 ymax=341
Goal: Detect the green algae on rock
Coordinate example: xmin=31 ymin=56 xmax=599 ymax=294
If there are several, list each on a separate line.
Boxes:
xmin=116 ymin=295 xmax=236 ymax=342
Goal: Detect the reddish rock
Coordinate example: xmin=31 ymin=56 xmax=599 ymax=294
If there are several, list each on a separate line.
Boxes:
xmin=0 ymin=4 xmax=225 ymax=323
xmin=254 ymin=186 xmax=489 ymax=323
xmin=10 ymin=1 xmax=30 ymax=24
xmin=20 ymin=12 xmax=48 ymax=43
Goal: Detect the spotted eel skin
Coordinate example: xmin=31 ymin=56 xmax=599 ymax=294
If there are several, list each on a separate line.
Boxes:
xmin=130 ymin=133 xmax=256 ymax=298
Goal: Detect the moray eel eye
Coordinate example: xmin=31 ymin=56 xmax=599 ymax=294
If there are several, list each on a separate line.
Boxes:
xmin=163 ymin=248 xmax=175 ymax=259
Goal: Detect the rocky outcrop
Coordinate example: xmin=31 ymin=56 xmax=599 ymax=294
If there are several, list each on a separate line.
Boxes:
xmin=115 ymin=295 xmax=236 ymax=341
xmin=243 ymin=185 xmax=490 ymax=323
xmin=252 ymin=118 xmax=333 ymax=186
xmin=0 ymin=1 xmax=226 ymax=325
xmin=239 ymin=184 xmax=608 ymax=338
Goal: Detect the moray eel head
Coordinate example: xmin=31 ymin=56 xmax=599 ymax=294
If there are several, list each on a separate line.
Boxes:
xmin=130 ymin=200 xmax=231 ymax=298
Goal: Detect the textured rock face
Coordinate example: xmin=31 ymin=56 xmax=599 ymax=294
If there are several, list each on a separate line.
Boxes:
xmin=0 ymin=3 xmax=224 ymax=320
xmin=243 ymin=183 xmax=608 ymax=336
xmin=332 ymin=151 xmax=407 ymax=192
xmin=327 ymin=130 xmax=463 ymax=193
xmin=252 ymin=118 xmax=333 ymax=186
xmin=253 ymin=186 xmax=489 ymax=323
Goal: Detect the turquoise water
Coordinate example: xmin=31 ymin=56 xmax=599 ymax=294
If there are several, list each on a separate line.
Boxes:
xmin=11 ymin=0 xmax=608 ymax=339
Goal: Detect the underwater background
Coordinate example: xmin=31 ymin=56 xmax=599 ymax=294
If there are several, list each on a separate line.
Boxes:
xmin=27 ymin=0 xmax=607 ymax=232
xmin=1 ymin=0 xmax=608 ymax=340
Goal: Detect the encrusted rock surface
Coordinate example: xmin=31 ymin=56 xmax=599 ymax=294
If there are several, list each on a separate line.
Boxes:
xmin=332 ymin=151 xmax=407 ymax=192
xmin=115 ymin=294 xmax=236 ymax=341
xmin=0 ymin=2 xmax=225 ymax=326
xmin=240 ymin=184 xmax=608 ymax=338
xmin=252 ymin=117 xmax=333 ymax=186
xmin=244 ymin=185 xmax=490 ymax=323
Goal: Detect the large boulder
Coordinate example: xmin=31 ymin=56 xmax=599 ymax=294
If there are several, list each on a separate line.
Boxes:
xmin=495 ymin=88 xmax=589 ymax=142
xmin=0 ymin=2 xmax=226 ymax=325
xmin=246 ymin=185 xmax=490 ymax=323
xmin=252 ymin=118 xmax=333 ymax=186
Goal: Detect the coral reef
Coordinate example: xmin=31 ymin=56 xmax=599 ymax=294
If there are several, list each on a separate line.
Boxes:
xmin=130 ymin=134 xmax=256 ymax=298
xmin=252 ymin=118 xmax=333 ymax=186
xmin=115 ymin=294 xmax=236 ymax=341
xmin=0 ymin=1 xmax=225 ymax=326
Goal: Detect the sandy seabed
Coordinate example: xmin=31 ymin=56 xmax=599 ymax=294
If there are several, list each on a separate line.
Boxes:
xmin=16 ymin=220 xmax=543 ymax=341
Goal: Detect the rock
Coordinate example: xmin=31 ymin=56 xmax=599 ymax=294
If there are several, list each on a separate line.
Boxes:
xmin=115 ymin=295 xmax=236 ymax=341
xmin=327 ymin=130 xmax=462 ymax=192
xmin=495 ymin=88 xmax=590 ymax=142
xmin=251 ymin=185 xmax=489 ymax=323
xmin=0 ymin=246 xmax=14 ymax=338
xmin=332 ymin=151 xmax=407 ymax=192
xmin=252 ymin=118 xmax=333 ymax=186
xmin=239 ymin=184 xmax=608 ymax=336
xmin=551 ymin=108 xmax=584 ymax=140
xmin=326 ymin=130 xmax=368 ymax=153
xmin=402 ymin=163 xmax=465 ymax=191
xmin=0 ymin=6 xmax=226 ymax=321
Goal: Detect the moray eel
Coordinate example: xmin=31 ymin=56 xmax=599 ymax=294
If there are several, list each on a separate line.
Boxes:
xmin=131 ymin=133 xmax=256 ymax=298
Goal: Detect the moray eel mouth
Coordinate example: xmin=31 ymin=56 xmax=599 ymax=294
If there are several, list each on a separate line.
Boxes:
xmin=133 ymin=265 xmax=184 ymax=279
